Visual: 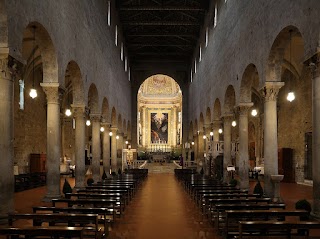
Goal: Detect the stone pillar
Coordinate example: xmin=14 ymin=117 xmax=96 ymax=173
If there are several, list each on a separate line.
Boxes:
xmin=238 ymin=103 xmax=253 ymax=189
xmin=203 ymin=124 xmax=210 ymax=176
xmin=197 ymin=130 xmax=204 ymax=172
xmin=212 ymin=120 xmax=221 ymax=158
xmin=310 ymin=59 xmax=320 ymax=217
xmin=117 ymin=133 xmax=124 ymax=170
xmin=223 ymin=114 xmax=233 ymax=182
xmin=262 ymin=81 xmax=284 ymax=197
xmin=172 ymin=106 xmax=177 ymax=145
xmin=72 ymin=105 xmax=86 ymax=188
xmin=90 ymin=113 xmax=101 ymax=182
xmin=0 ymin=55 xmax=14 ymax=220
xmin=102 ymin=123 xmax=111 ymax=176
xmin=110 ymin=126 xmax=118 ymax=172
xmin=41 ymin=82 xmax=61 ymax=200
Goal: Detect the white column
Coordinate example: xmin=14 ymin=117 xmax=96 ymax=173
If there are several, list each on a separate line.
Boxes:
xmin=117 ymin=133 xmax=124 ymax=170
xmin=102 ymin=123 xmax=111 ymax=175
xmin=310 ymin=60 xmax=320 ymax=217
xmin=90 ymin=113 xmax=101 ymax=182
xmin=0 ymin=55 xmax=14 ymax=220
xmin=111 ymin=126 xmax=118 ymax=172
xmin=238 ymin=103 xmax=253 ymax=189
xmin=223 ymin=114 xmax=233 ymax=182
xmin=41 ymin=82 xmax=61 ymax=200
xmin=72 ymin=105 xmax=86 ymax=188
xmin=262 ymin=81 xmax=284 ymax=197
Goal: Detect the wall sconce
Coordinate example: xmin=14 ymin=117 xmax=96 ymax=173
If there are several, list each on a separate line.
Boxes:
xmin=287 ymin=92 xmax=295 ymax=102
xmin=125 ymin=140 xmax=128 ymax=145
xmin=65 ymin=108 xmax=72 ymax=117
xmin=251 ymin=109 xmax=258 ymax=117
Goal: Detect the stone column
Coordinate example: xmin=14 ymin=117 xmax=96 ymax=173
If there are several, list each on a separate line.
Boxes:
xmin=90 ymin=113 xmax=101 ymax=182
xmin=117 ymin=133 xmax=124 ymax=170
xmin=102 ymin=123 xmax=111 ymax=176
xmin=110 ymin=126 xmax=118 ymax=172
xmin=197 ymin=130 xmax=204 ymax=172
xmin=72 ymin=105 xmax=86 ymax=188
xmin=223 ymin=114 xmax=233 ymax=182
xmin=0 ymin=55 xmax=14 ymax=220
xmin=203 ymin=124 xmax=210 ymax=176
xmin=212 ymin=120 xmax=221 ymax=158
xmin=262 ymin=81 xmax=284 ymax=197
xmin=41 ymin=82 xmax=61 ymax=200
xmin=238 ymin=103 xmax=253 ymax=189
xmin=310 ymin=59 xmax=320 ymax=217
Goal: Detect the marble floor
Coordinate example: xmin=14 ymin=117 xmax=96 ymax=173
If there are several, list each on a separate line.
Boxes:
xmin=2 ymin=174 xmax=320 ymax=239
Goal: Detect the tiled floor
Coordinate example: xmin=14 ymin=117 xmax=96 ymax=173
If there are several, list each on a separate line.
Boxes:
xmin=1 ymin=174 xmax=320 ymax=239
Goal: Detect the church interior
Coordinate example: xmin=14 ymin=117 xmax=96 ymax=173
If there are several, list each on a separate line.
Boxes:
xmin=1 ymin=0 xmax=320 ymax=238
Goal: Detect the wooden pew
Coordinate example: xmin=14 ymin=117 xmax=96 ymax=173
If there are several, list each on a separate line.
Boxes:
xmin=237 ymin=220 xmax=320 ymax=239
xmin=66 ymin=193 xmax=126 ymax=210
xmin=8 ymin=213 xmax=103 ymax=239
xmin=0 ymin=226 xmax=85 ymax=238
xmin=212 ymin=203 xmax=286 ymax=228
xmin=33 ymin=206 xmax=115 ymax=224
xmin=204 ymin=197 xmax=272 ymax=214
xmin=51 ymin=198 xmax=122 ymax=217
xmin=223 ymin=209 xmax=309 ymax=238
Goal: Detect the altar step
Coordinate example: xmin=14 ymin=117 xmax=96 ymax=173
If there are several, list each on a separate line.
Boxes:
xmin=145 ymin=163 xmax=179 ymax=174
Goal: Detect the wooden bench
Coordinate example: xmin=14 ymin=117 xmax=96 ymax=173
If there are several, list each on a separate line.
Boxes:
xmin=52 ymin=198 xmax=122 ymax=217
xmin=8 ymin=213 xmax=103 ymax=239
xmin=0 ymin=226 xmax=85 ymax=238
xmin=204 ymin=197 xmax=272 ymax=214
xmin=224 ymin=209 xmax=309 ymax=238
xmin=237 ymin=220 xmax=320 ymax=239
xmin=33 ymin=206 xmax=115 ymax=224
xmin=66 ymin=193 xmax=126 ymax=210
xmin=212 ymin=203 xmax=286 ymax=228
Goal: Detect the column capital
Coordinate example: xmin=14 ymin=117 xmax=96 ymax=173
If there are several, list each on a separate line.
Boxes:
xmin=307 ymin=54 xmax=320 ymax=78
xmin=0 ymin=54 xmax=10 ymax=81
xmin=212 ymin=120 xmax=221 ymax=129
xmin=110 ymin=126 xmax=118 ymax=132
xmin=90 ymin=113 xmax=101 ymax=122
xmin=238 ymin=102 xmax=254 ymax=115
xmin=222 ymin=114 xmax=233 ymax=122
xmin=71 ymin=104 xmax=86 ymax=119
xmin=261 ymin=81 xmax=285 ymax=102
xmin=40 ymin=83 xmax=60 ymax=104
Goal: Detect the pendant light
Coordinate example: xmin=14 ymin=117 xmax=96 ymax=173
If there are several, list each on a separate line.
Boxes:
xmin=287 ymin=29 xmax=295 ymax=102
xmin=65 ymin=91 xmax=72 ymax=117
xmin=29 ymin=26 xmax=37 ymax=99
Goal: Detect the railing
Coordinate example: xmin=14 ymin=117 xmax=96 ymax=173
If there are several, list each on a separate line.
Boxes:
xmin=132 ymin=160 xmax=147 ymax=169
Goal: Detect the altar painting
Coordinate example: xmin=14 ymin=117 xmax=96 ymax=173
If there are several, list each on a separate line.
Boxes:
xmin=151 ymin=113 xmax=168 ymax=143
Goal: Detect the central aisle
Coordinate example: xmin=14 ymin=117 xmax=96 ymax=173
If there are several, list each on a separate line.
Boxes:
xmin=109 ymin=173 xmax=217 ymax=239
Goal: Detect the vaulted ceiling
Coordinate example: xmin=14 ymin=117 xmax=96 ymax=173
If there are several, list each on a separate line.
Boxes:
xmin=116 ymin=0 xmax=209 ymax=65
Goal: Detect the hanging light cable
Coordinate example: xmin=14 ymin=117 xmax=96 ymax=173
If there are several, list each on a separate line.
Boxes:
xmin=287 ymin=29 xmax=295 ymax=102
xmin=65 ymin=90 xmax=72 ymax=117
xmin=29 ymin=26 xmax=38 ymax=99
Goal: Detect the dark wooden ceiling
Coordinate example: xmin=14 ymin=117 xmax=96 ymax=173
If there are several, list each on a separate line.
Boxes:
xmin=116 ymin=0 xmax=209 ymax=65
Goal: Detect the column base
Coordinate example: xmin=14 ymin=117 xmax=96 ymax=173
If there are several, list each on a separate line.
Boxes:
xmin=42 ymin=194 xmax=62 ymax=202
